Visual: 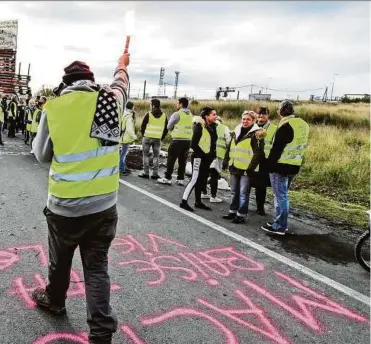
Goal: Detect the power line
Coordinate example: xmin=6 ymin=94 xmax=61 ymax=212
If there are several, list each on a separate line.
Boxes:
xmin=232 ymin=83 xmax=325 ymax=93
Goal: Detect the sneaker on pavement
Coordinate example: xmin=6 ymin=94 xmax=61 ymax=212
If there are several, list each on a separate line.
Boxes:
xmin=222 ymin=213 xmax=236 ymax=220
xmin=232 ymin=215 xmax=245 ymax=224
xmin=261 ymin=224 xmax=287 ymax=235
xmin=175 ymin=179 xmax=185 ymax=186
xmin=31 ymin=288 xmax=66 ymax=316
xmin=210 ymin=197 xmax=222 ymax=203
xmin=157 ymin=177 xmax=172 ymax=185
xmin=180 ymin=200 xmax=194 ymax=212
xmin=138 ymin=172 xmax=150 ymax=179
xmin=201 ymin=193 xmax=210 ymax=199
xmin=151 ymin=174 xmax=160 ymax=180
xmin=195 ymin=202 xmax=212 ymax=211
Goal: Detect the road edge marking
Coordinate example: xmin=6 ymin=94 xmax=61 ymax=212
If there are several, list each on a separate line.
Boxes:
xmin=119 ymin=179 xmax=369 ymax=306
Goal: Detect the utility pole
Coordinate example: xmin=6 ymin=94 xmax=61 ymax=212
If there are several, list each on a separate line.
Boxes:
xmin=330 ymin=73 xmax=339 ymax=101
xmin=143 ymin=80 xmax=146 ymax=100
xmin=237 ymin=90 xmax=240 ymax=100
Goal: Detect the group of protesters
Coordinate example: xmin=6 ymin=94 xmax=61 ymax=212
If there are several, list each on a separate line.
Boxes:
xmin=0 ymin=50 xmax=309 ymax=344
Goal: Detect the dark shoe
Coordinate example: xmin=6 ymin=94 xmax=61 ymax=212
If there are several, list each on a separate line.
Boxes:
xmin=194 ymin=202 xmax=211 ymax=211
xmin=232 ymin=215 xmax=245 ymax=224
xmin=180 ymin=200 xmax=194 ymax=212
xmin=120 ymin=170 xmax=129 ymax=176
xmin=126 ymin=168 xmax=132 ymax=174
xmin=261 ymin=224 xmax=287 ymax=235
xmin=31 ymin=288 xmax=66 ymax=316
xmin=138 ymin=172 xmax=150 ymax=179
xmin=0 ymin=142 xmax=3 ymax=146
xmin=256 ymin=209 xmax=266 ymax=216
xmin=151 ymin=174 xmax=160 ymax=180
xmin=222 ymin=213 xmax=236 ymax=220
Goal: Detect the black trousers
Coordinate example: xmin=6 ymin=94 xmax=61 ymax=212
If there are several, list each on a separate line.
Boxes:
xmin=248 ymin=185 xmax=267 ymax=211
xmin=44 ymin=205 xmax=118 ymax=344
xmin=202 ymin=168 xmax=219 ymax=197
xmin=164 ymin=140 xmax=190 ymax=180
xmin=7 ymin=117 xmax=15 ymax=137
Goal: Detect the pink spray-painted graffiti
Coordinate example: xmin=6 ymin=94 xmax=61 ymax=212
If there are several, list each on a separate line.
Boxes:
xmin=0 ymin=233 xmax=368 ymax=344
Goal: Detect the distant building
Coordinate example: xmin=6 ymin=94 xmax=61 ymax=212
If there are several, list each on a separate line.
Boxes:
xmin=343 ymin=93 xmax=370 ymax=100
xmin=249 ymin=93 xmax=271 ymax=101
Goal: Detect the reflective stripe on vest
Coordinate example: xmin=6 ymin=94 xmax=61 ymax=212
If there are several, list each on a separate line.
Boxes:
xmin=31 ymin=109 xmax=41 ymax=133
xmin=216 ymin=123 xmax=227 ymax=159
xmin=263 ymin=123 xmax=277 ymax=158
xmin=277 ymin=117 xmax=309 ymax=166
xmin=46 ymin=91 xmax=120 ymax=198
xmin=198 ymin=127 xmax=211 ymax=154
xmin=229 ymin=138 xmax=253 ymax=170
xmin=144 ymin=112 xmax=166 ymax=139
xmin=171 ymin=110 xmax=193 ymax=139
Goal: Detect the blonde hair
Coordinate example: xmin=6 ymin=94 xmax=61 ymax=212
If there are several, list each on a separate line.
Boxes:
xmin=242 ymin=110 xmax=257 ymax=122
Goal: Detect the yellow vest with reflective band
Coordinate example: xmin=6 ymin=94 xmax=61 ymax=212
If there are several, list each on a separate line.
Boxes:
xmin=0 ymin=105 xmax=4 ymax=123
xmin=26 ymin=108 xmax=33 ymax=131
xmin=120 ymin=111 xmax=134 ymax=144
xmin=277 ymin=117 xmax=309 ymax=166
xmin=46 ymin=91 xmax=120 ymax=199
xmin=198 ymin=126 xmax=211 ymax=154
xmin=229 ymin=137 xmax=253 ymax=170
xmin=171 ymin=109 xmax=193 ymax=139
xmin=31 ymin=109 xmax=41 ymax=133
xmin=216 ymin=123 xmax=228 ymax=159
xmin=263 ymin=122 xmax=277 ymax=158
xmin=144 ymin=112 xmax=166 ymax=139
xmin=8 ymin=102 xmax=17 ymax=118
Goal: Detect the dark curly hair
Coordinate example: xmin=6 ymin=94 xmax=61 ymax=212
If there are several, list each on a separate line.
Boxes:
xmin=200 ymin=106 xmax=215 ymax=120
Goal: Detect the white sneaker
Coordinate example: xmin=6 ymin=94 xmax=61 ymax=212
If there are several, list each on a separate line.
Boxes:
xmin=175 ymin=180 xmax=184 ymax=186
xmin=30 ymin=149 xmax=34 ymax=154
xmin=210 ymin=197 xmax=222 ymax=203
xmin=201 ymin=193 xmax=210 ymax=199
xmin=157 ymin=177 xmax=172 ymax=185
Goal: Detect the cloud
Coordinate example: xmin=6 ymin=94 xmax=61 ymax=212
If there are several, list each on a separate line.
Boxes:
xmin=0 ymin=1 xmax=368 ymax=100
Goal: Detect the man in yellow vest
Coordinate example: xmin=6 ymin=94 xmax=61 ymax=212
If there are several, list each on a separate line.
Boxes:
xmin=31 ymin=52 xmax=130 ymax=344
xmin=158 ymin=97 xmax=192 ymax=185
xmin=248 ymin=106 xmax=277 ymax=215
xmin=0 ymin=94 xmax=4 ymax=145
xmin=24 ymin=99 xmax=35 ymax=145
xmin=139 ymin=98 xmax=168 ymax=179
xmin=119 ymin=101 xmax=137 ymax=176
xmin=30 ymin=97 xmax=47 ymax=153
xmin=261 ymin=100 xmax=309 ymax=235
xmin=7 ymin=95 xmax=18 ymax=138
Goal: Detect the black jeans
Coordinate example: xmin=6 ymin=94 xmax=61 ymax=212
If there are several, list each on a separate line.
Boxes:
xmin=248 ymin=185 xmax=267 ymax=211
xmin=44 ymin=205 xmax=118 ymax=344
xmin=165 ymin=140 xmax=191 ymax=180
xmin=7 ymin=117 xmax=15 ymax=137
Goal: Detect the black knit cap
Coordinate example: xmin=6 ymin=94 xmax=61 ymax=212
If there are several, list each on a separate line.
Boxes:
xmin=62 ymin=61 xmax=95 ymax=85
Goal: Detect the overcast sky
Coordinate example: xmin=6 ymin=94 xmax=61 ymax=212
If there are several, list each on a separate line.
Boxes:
xmin=0 ymin=1 xmax=369 ymax=100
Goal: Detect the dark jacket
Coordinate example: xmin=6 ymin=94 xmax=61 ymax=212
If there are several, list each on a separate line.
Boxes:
xmin=191 ymin=121 xmax=217 ymax=161
xmin=141 ymin=108 xmax=168 ymax=140
xmin=225 ymin=124 xmax=265 ymax=176
xmin=267 ymin=116 xmax=300 ymax=175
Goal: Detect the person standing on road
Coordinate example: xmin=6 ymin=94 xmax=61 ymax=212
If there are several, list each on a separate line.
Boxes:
xmin=157 ymin=97 xmax=193 ymax=186
xmin=0 ymin=95 xmax=4 ymax=145
xmin=261 ymin=100 xmax=309 ymax=235
xmin=1 ymin=95 xmax=9 ymax=132
xmin=119 ymin=101 xmax=137 ymax=176
xmin=31 ymin=52 xmax=130 ymax=344
xmin=180 ymin=107 xmax=218 ymax=212
xmin=7 ymin=95 xmax=18 ymax=138
xmin=139 ymin=98 xmax=168 ymax=180
xmin=30 ymin=97 xmax=46 ymax=152
xmin=201 ymin=115 xmax=231 ymax=203
xmin=24 ymin=99 xmax=35 ymax=145
xmin=247 ymin=106 xmax=277 ymax=216
xmin=222 ymin=111 xmax=264 ymax=224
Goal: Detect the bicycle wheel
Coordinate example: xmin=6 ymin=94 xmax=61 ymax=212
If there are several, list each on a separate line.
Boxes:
xmin=355 ymin=231 xmax=370 ymax=272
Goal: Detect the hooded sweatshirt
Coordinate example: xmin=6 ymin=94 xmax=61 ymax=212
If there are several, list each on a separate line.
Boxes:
xmin=167 ymin=107 xmax=193 ymax=141
xmin=33 ymin=67 xmax=129 ymax=217
xmin=141 ymin=107 xmax=168 ymax=140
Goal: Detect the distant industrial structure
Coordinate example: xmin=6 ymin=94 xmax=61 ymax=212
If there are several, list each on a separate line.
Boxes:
xmin=248 ymin=91 xmax=271 ymax=101
xmin=154 ymin=67 xmax=181 ymax=99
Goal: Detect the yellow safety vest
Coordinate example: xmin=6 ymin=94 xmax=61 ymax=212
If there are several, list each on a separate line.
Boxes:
xmin=31 ymin=109 xmax=41 ymax=133
xmin=144 ymin=112 xmax=166 ymax=139
xmin=171 ymin=109 xmax=193 ymax=140
xmin=26 ymin=108 xmax=33 ymax=131
xmin=8 ymin=102 xmax=17 ymax=118
xmin=0 ymin=106 xmax=4 ymax=123
xmin=276 ymin=117 xmax=309 ymax=166
xmin=229 ymin=137 xmax=253 ymax=170
xmin=198 ymin=126 xmax=211 ymax=154
xmin=216 ymin=123 xmax=228 ymax=159
xmin=263 ymin=122 xmax=277 ymax=158
xmin=47 ymin=91 xmax=120 ymax=198
xmin=120 ymin=111 xmax=135 ymax=144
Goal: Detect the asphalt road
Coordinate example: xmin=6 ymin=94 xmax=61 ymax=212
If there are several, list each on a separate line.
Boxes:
xmin=0 ymin=137 xmax=369 ymax=344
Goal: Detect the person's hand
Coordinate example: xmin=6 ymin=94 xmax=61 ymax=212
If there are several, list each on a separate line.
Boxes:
xmin=118 ymin=52 xmax=130 ymax=69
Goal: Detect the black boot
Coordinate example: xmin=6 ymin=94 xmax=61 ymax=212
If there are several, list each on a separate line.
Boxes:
xmin=180 ymin=200 xmax=194 ymax=212
xmin=232 ymin=215 xmax=245 ymax=224
xmin=222 ymin=213 xmax=236 ymax=220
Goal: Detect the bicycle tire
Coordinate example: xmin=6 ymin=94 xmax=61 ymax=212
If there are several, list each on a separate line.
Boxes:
xmin=355 ymin=231 xmax=370 ymax=272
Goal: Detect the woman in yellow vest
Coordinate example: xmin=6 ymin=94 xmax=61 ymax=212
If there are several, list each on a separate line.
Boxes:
xmin=138 ymin=98 xmax=168 ymax=179
xmin=180 ymin=107 xmax=218 ymax=212
xmin=248 ymin=106 xmax=277 ymax=216
xmin=222 ymin=111 xmax=265 ymax=224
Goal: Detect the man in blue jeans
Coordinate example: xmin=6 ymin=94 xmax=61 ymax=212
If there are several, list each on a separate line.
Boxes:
xmin=261 ymin=100 xmax=309 ymax=235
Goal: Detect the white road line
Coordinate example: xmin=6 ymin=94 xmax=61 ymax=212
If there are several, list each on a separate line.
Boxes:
xmin=119 ymin=179 xmax=369 ymax=306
